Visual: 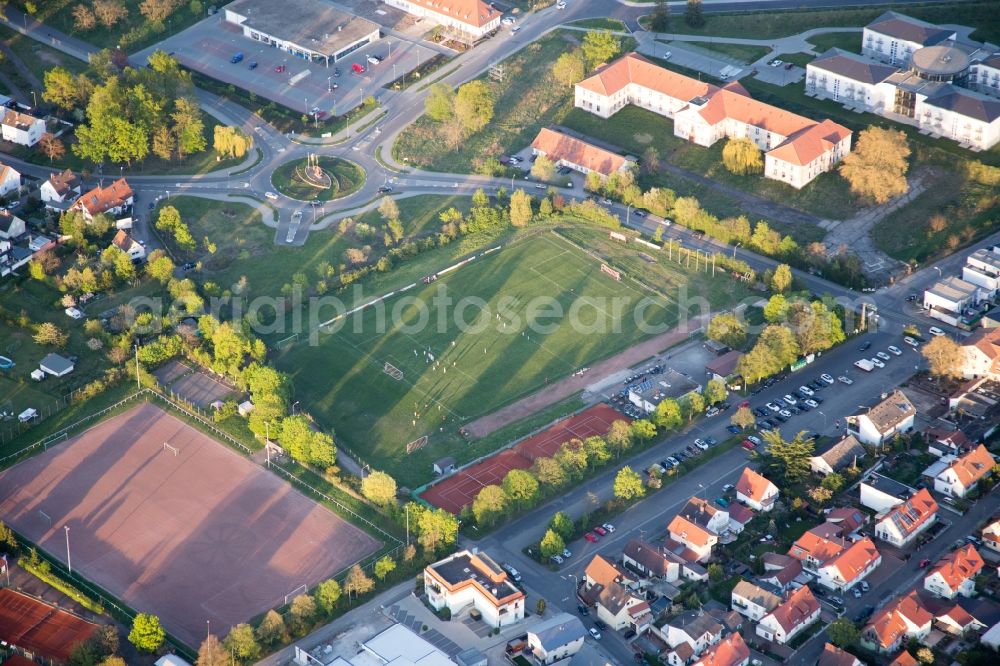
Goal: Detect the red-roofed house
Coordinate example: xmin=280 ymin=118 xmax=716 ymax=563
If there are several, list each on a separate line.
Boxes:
xmin=595 ymin=581 xmax=651 ymax=632
xmin=756 ymin=585 xmax=821 ymax=645
xmin=70 ymin=178 xmax=134 ymax=221
xmin=873 ymin=488 xmax=937 ymax=547
xmin=931 ymin=444 xmax=995 ymax=498
xmin=924 ymin=544 xmax=984 ymax=599
xmin=384 ymin=0 xmax=500 ymax=39
xmin=691 ymin=632 xmax=750 ymax=666
xmin=530 ymin=128 xmax=635 ymax=178
xmin=574 ymin=52 xmax=851 ymax=189
xmin=862 ymin=592 xmax=932 ymax=653
xmin=0 ymin=161 xmax=20 ymax=198
xmin=959 ymin=326 xmax=1000 ymax=380
xmin=934 ymin=603 xmax=984 ymax=635
xmin=818 ymin=642 xmax=865 ymax=666
xmin=788 ymin=528 xmax=849 ymax=571
xmin=735 ymin=467 xmax=779 ymax=511
xmin=110 ymin=230 xmax=145 ymax=261
xmin=888 ymin=651 xmax=919 ymax=666
xmin=816 ymin=537 xmax=881 ymax=592
xmin=982 ymin=515 xmax=1000 ymax=554
xmin=0 ymin=108 xmax=45 ymax=146
xmin=668 ymin=514 xmax=717 ymax=562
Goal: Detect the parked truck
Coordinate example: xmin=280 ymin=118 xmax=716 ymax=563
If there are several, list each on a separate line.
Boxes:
xmin=854 ymin=359 xmax=875 ymax=372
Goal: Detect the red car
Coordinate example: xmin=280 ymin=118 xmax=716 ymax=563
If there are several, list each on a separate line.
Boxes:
xmin=351 ymin=62 xmax=365 ymax=74
xmin=918 ymin=558 xmax=932 ymax=568
xmin=584 ymin=532 xmax=598 ymax=543
xmin=741 ymin=440 xmax=756 ymax=450
xmin=274 ymin=65 xmax=286 ymax=73
xmin=592 ymin=526 xmax=607 ymax=536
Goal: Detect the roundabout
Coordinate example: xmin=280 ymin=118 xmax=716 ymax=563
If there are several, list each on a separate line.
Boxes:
xmin=270 ymin=155 xmax=366 ymax=202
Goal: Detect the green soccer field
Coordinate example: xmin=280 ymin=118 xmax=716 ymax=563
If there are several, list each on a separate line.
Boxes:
xmin=276 ymin=232 xmax=681 ymax=477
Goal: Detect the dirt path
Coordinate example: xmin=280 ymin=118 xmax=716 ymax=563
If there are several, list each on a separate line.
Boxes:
xmin=466 ymin=314 xmax=709 ymax=437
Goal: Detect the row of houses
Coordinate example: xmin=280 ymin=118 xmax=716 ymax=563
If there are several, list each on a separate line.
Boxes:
xmin=806 ymin=11 xmax=1000 ymax=151
xmin=574 ymin=52 xmax=853 ymax=189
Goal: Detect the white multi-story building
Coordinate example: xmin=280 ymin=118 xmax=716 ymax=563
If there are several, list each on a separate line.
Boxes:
xmin=0 ymin=109 xmax=44 ymax=147
xmin=924 ymin=544 xmax=984 ymax=599
xmin=530 ymin=128 xmax=636 ymax=178
xmin=39 ymin=169 xmax=80 ymax=209
xmin=423 ymin=550 xmax=524 ymax=627
xmin=930 ymin=444 xmax=995 ymax=498
xmin=959 ymin=326 xmax=1000 ymax=379
xmin=963 ymin=248 xmax=1000 ymax=296
xmin=730 ymin=580 xmax=781 ymax=622
xmin=527 ymin=613 xmax=587 ymax=664
xmin=873 ymin=488 xmax=937 ymax=547
xmin=383 ymin=0 xmax=500 ymax=40
xmin=860 ymin=472 xmax=915 ymax=513
xmin=734 ymin=467 xmax=779 ymax=511
xmin=862 ymin=11 xmax=958 ymax=66
xmin=862 ymin=592 xmax=932 ymax=653
xmin=575 ymin=52 xmax=852 ymax=189
xmin=0 ymin=161 xmax=20 ymax=198
xmin=756 ymin=586 xmax=821 ymax=645
xmin=815 ymin=537 xmax=881 ymax=592
xmin=807 ymin=49 xmax=900 ymax=112
xmin=924 ymin=276 xmax=981 ymax=326
xmin=846 ymin=390 xmax=916 ymax=446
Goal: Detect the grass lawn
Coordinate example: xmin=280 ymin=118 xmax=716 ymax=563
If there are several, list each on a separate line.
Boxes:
xmin=0 ymin=24 xmax=88 ymax=92
xmin=568 ymin=18 xmax=627 ymax=32
xmin=807 ymin=32 xmax=863 ymax=54
xmin=672 ymin=41 xmax=771 ymax=64
xmin=12 ymin=0 xmax=230 ymax=51
xmin=645 ymin=2 xmax=999 ymax=43
xmin=394 ymin=30 xmax=635 ymax=174
xmin=781 ymin=53 xmax=816 ymax=68
xmin=274 ymin=224 xmax=749 ymax=486
xmin=271 ymin=157 xmax=365 ymax=202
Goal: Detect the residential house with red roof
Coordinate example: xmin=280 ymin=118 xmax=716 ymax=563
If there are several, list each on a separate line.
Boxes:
xmin=887 ymin=651 xmax=919 ymax=666
xmin=861 ymin=592 xmax=932 ymax=653
xmin=668 ymin=514 xmax=717 ymax=563
xmin=0 ymin=160 xmax=20 ymax=198
xmin=818 ymin=642 xmax=865 ymax=666
xmin=70 ymin=178 xmax=134 ymax=222
xmin=759 ymin=553 xmax=804 ymax=592
xmin=756 ymin=585 xmax=821 ymax=645
xmin=655 ymin=609 xmax=725 ymax=665
xmin=926 ymin=427 xmax=974 ymax=458
xmin=873 ymin=488 xmax=937 ymax=547
xmin=931 ymin=444 xmax=995 ymax=498
xmin=934 ymin=603 xmax=985 ymax=635
xmin=110 ymin=230 xmax=145 ymax=261
xmin=530 ymin=128 xmax=635 ymax=179
xmin=574 ymin=52 xmax=851 ymax=189
xmin=595 ymin=581 xmax=651 ymax=633
xmin=384 ymin=0 xmax=500 ymax=39
xmin=0 ymin=109 xmax=45 ymax=147
xmin=735 ymin=467 xmax=779 ymax=512
xmin=959 ymin=326 xmax=1000 ymax=380
xmin=691 ymin=632 xmax=750 ymax=666
xmin=788 ymin=526 xmax=850 ymax=571
xmin=815 ymin=537 xmax=881 ymax=592
xmin=924 ymin=544 xmax=984 ymax=599
xmin=40 ymin=169 xmax=81 ymax=210
xmin=982 ymin=515 xmax=1000 ymax=554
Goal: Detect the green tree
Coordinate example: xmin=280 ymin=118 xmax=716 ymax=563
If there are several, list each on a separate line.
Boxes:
xmin=684 ymin=0 xmax=705 ymax=27
xmin=827 ymin=618 xmax=859 ymax=648
xmin=223 ymin=624 xmax=260 ymax=663
xmin=552 ymin=50 xmax=586 ymax=87
xmin=289 ymin=594 xmax=317 ymax=635
xmin=43 ymin=67 xmax=86 ymax=110
xmin=472 ymin=484 xmax=508 ymax=525
xmin=682 ymin=392 xmax=705 ymax=420
xmin=197 ymin=634 xmax=225 ymax=666
xmin=788 ymin=300 xmax=845 ymax=355
xmin=532 ymin=456 xmax=568 ymax=488
xmin=549 ymin=511 xmax=574 ymax=540
xmin=151 ymin=125 xmax=175 ymax=160
xmin=454 ymin=81 xmax=494 ymax=134
xmin=761 ymin=430 xmax=814 ymax=486
xmin=128 ymin=614 xmax=165 ymax=652
xmin=172 ymin=97 xmax=206 ymax=159
xmin=721 ymin=137 xmax=763 ymax=175
xmin=378 ymin=196 xmax=400 ymax=222
xmin=839 ymin=126 xmax=910 ymax=204
xmin=213 ymin=125 xmax=252 ymax=158
xmin=501 ymin=469 xmax=539 ymax=505
xmin=707 ymin=312 xmax=747 ymax=349
xmin=655 ymin=398 xmax=682 ymax=429
xmin=772 ymin=263 xmax=793 ymax=292
xmin=649 ymin=0 xmax=670 ymax=31
xmin=763 ymin=294 xmax=789 ymax=322
xmin=424 ymin=83 xmax=455 ymax=122
xmin=922 ymin=335 xmax=964 ymax=380
xmin=704 ymin=379 xmax=728 ymax=405
xmin=361 ymin=471 xmax=398 ymax=506
xmin=255 ymin=610 xmax=287 ymax=646
xmin=145 ymin=251 xmax=175 ymax=284
xmin=582 ymin=435 xmax=611 ymax=467
xmin=582 ymin=30 xmax=622 ymax=71
xmin=540 ymin=529 xmax=566 ymax=559
xmin=614 ymin=466 xmax=645 ymax=500
xmin=707 ymin=563 xmax=724 ymax=581
xmin=374 ymin=555 xmax=396 ymax=580
xmin=632 ymin=419 xmax=657 ymax=441
xmin=417 ymin=508 xmax=459 ymax=552
xmin=555 ymin=440 xmax=589 ymax=481
xmin=33 ymin=322 xmax=68 ymax=347
xmin=314 ymin=579 xmax=342 ymax=614
xmin=343 ymin=564 xmax=375 ymax=600
xmin=821 ymin=472 xmax=845 ymax=492
xmin=531 ymin=155 xmax=555 ymax=181
xmin=509 ymin=189 xmax=533 ymax=227
xmin=731 ymin=406 xmax=755 ymax=430
xmin=606 ymin=419 xmax=633 ymax=457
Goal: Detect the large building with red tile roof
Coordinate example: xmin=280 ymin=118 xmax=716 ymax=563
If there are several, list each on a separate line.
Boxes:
xmin=70 ymin=177 xmax=134 ymax=221
xmin=530 ymin=128 xmax=635 ymax=178
xmin=873 ymin=488 xmax=937 ymax=547
xmin=862 ymin=592 xmax=932 ymax=653
xmin=384 ymin=0 xmax=500 ymax=39
xmin=691 ymin=631 xmax=750 ymax=666
xmin=734 ymin=467 xmax=779 ymax=512
xmin=756 ymin=585 xmax=821 ymax=645
xmin=924 ymin=544 xmax=984 ymax=599
xmin=959 ymin=325 xmax=1000 ymax=379
xmin=668 ymin=514 xmax=717 ymax=562
xmin=816 ymin=536 xmax=881 ymax=592
xmin=575 ymin=52 xmax=851 ymax=189
xmin=931 ymin=444 xmax=995 ymax=498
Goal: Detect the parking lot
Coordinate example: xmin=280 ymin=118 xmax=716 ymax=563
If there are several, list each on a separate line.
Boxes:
xmin=138 ymin=13 xmax=440 ymax=116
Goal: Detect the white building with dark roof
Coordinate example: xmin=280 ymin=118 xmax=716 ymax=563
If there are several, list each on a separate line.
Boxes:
xmin=0 ymin=161 xmax=20 ymax=198
xmin=862 ymin=11 xmax=957 ymax=66
xmin=963 ymin=248 xmax=1000 ymax=296
xmin=846 ymin=390 xmax=916 ymax=446
xmin=810 ymin=434 xmax=867 ymax=476
xmin=924 ymin=276 xmax=982 ymax=325
xmin=807 ymin=48 xmax=899 ymax=112
xmin=526 ymin=613 xmax=586 ymax=664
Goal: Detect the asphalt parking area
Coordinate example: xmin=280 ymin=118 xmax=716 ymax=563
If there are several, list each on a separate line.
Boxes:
xmin=145 ymin=15 xmax=438 ymax=115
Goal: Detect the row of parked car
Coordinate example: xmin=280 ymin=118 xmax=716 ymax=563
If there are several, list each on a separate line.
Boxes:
xmin=750 ymin=373 xmax=835 ymax=431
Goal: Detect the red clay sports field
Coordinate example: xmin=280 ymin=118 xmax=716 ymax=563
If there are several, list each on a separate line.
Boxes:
xmin=421 ymin=404 xmax=627 ymax=514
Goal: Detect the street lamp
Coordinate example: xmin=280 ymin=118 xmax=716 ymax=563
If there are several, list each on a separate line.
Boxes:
xmin=732 ymin=242 xmax=741 ymax=259
xmin=817 ymin=410 xmax=828 ymax=430
xmin=64 ymin=526 xmax=72 ymax=574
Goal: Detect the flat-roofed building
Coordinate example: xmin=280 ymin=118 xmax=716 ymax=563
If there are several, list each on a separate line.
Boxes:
xmin=224 ymin=0 xmax=381 ymax=66
xmin=924 ymin=276 xmax=981 ymax=325
xmin=424 ymin=550 xmax=524 ymax=627
xmin=963 ymin=248 xmax=1000 ymax=296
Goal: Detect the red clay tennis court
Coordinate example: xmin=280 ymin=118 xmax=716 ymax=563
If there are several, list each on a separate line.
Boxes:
xmin=0 ymin=403 xmax=381 ymax=648
xmin=0 ymin=589 xmax=97 ymax=661
xmin=421 ymin=404 xmax=627 ymax=514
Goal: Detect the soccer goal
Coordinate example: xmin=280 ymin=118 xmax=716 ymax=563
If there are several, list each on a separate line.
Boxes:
xmin=284 ymin=584 xmax=308 ymax=605
xmin=406 ymin=435 xmax=428 ymax=455
xmin=162 ymin=442 xmax=180 ymax=456
xmin=383 ymin=362 xmax=404 ymax=381
xmin=276 ymin=333 xmax=298 ymax=351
